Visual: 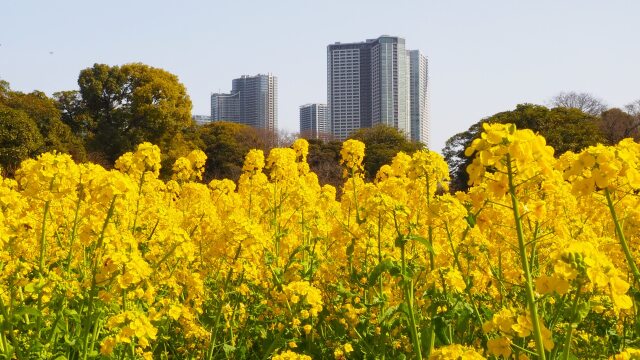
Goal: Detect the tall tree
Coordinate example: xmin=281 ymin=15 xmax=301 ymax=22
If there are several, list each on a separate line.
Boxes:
xmin=349 ymin=125 xmax=424 ymax=179
xmin=443 ymin=104 xmax=604 ymax=192
xmin=625 ymin=99 xmax=640 ymax=118
xmin=77 ymin=63 xmax=193 ymax=162
xmin=198 ymin=121 xmax=264 ymax=181
xmin=53 ymin=90 xmax=95 ymax=140
xmin=548 ymin=91 xmax=607 ymax=116
xmin=3 ymin=90 xmax=86 ymax=160
xmin=442 ymin=121 xmax=484 ymax=192
xmin=0 ymin=105 xmax=43 ymax=174
xmin=600 ymin=108 xmax=640 ymax=144
xmin=307 ymin=139 xmax=342 ymax=189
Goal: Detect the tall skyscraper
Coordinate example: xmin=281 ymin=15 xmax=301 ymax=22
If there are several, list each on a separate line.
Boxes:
xmin=327 ymin=40 xmax=372 ymax=141
xmin=409 ymin=50 xmax=429 ymax=145
xmin=370 ymin=36 xmax=410 ymax=135
xmin=327 ymin=35 xmax=429 ymax=145
xmin=211 ymin=92 xmax=240 ymax=122
xmin=210 ymin=74 xmax=278 ymax=132
xmin=299 ymin=103 xmax=329 ymax=140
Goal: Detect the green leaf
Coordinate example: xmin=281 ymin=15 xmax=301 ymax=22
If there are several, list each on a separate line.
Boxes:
xmin=14 ymin=306 xmax=41 ymax=318
xmin=346 ymin=240 xmax=355 ymax=257
xmin=223 ymin=344 xmax=236 ymax=356
xmin=64 ymin=334 xmax=76 ymax=346
xmin=576 ymin=301 xmax=591 ymax=322
xmin=367 ymin=259 xmax=396 ymax=286
xmin=405 ymin=234 xmax=433 ymax=253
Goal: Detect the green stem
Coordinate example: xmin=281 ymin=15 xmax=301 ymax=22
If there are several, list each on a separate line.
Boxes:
xmin=82 ymin=196 xmax=117 ymax=360
xmin=604 ymin=189 xmax=640 ymax=284
xmin=506 ymin=154 xmax=546 ymax=360
xmin=65 ymin=195 xmax=84 ymax=277
xmin=561 ymin=287 xmax=582 ymax=360
xmin=0 ymin=296 xmax=21 ymax=358
xmin=273 ymin=179 xmax=280 ymax=257
xmin=38 ymin=200 xmax=51 ymax=275
xmin=425 ymin=178 xmax=436 ymax=357
xmin=207 ymin=244 xmax=242 ymax=360
xmin=131 ymin=172 xmax=146 ymax=233
xmin=400 ymin=240 xmax=423 ymax=360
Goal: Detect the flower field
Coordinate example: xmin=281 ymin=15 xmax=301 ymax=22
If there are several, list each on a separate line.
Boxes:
xmin=2 ymin=123 xmax=640 ymax=359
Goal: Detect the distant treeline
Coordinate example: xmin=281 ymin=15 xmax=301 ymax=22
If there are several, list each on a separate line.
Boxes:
xmin=2 ymin=63 xmax=638 ymax=189
xmin=0 ymin=63 xmax=423 ymax=188
xmin=443 ymin=94 xmax=640 ymax=191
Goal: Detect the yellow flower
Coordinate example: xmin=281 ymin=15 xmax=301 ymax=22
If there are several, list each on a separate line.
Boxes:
xmin=429 ymin=344 xmax=486 ymax=359
xmin=340 ymin=139 xmax=365 ymax=175
xmin=487 ymin=337 xmax=512 ymax=358
xmin=344 ymin=343 xmax=354 ymax=353
xmin=100 ymin=336 xmax=116 ymax=355
xmin=272 ymin=350 xmax=312 ymax=360
xmin=511 ymin=315 xmax=532 ymax=338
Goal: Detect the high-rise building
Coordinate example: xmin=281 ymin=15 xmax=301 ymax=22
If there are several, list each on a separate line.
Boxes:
xmin=409 ymin=50 xmax=429 ymax=145
xmin=299 ymin=103 xmax=329 ymax=140
xmin=210 ymin=74 xmax=278 ymax=132
xmin=327 ymin=35 xmax=429 ymax=144
xmin=327 ymin=40 xmax=372 ymax=141
xmin=211 ymin=92 xmax=240 ymax=123
xmin=370 ymin=36 xmax=410 ymax=135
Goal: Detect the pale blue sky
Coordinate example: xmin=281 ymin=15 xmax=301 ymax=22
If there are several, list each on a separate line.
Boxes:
xmin=1 ymin=0 xmax=639 ymax=151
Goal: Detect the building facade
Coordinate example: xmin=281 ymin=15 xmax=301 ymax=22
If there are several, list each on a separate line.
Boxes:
xmin=210 ymin=92 xmax=240 ymax=123
xmin=327 ymin=41 xmax=372 ymax=141
xmin=210 ymin=74 xmax=278 ymax=132
xmin=327 ymin=35 xmax=429 ymax=145
xmin=299 ymin=103 xmax=329 ymax=140
xmin=409 ymin=50 xmax=429 ymax=145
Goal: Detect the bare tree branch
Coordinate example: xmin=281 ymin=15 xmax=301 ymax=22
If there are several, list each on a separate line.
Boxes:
xmin=548 ymin=91 xmax=608 ymax=116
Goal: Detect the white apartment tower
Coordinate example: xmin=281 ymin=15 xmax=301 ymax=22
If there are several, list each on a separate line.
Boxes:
xmin=299 ymin=103 xmax=330 ymax=140
xmin=210 ymin=74 xmax=278 ymax=132
xmin=409 ymin=50 xmax=429 ymax=146
xmin=327 ymin=35 xmax=429 ymax=144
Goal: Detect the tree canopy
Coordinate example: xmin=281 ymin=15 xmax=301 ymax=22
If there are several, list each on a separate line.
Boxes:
xmin=600 ymin=108 xmax=640 ymax=144
xmin=0 ymin=81 xmax=86 ymax=174
xmin=77 ymin=63 xmax=193 ymax=162
xmin=307 ymin=139 xmax=343 ymax=189
xmin=3 ymin=90 xmax=86 ymax=160
xmin=198 ymin=121 xmax=265 ymax=181
xmin=349 ymin=125 xmax=424 ymax=179
xmin=443 ymin=104 xmax=604 ymax=192
xmin=548 ymin=91 xmax=607 ymax=116
xmin=0 ymin=105 xmax=43 ymax=174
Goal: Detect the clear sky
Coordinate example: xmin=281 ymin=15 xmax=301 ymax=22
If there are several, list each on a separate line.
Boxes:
xmin=1 ymin=0 xmax=639 ymax=151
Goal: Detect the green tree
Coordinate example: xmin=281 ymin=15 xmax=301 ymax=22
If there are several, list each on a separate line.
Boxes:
xmin=307 ymin=139 xmax=342 ymax=189
xmin=0 ymin=79 xmax=10 ymax=99
xmin=53 ymin=90 xmax=95 ymax=141
xmin=349 ymin=125 xmax=424 ymax=179
xmin=443 ymin=104 xmax=604 ymax=192
xmin=442 ymin=121 xmax=484 ymax=193
xmin=198 ymin=121 xmax=264 ymax=181
xmin=77 ymin=63 xmax=193 ymax=162
xmin=3 ymin=90 xmax=86 ymax=161
xmin=540 ymin=107 xmax=604 ymax=154
xmin=0 ymin=105 xmax=43 ymax=174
